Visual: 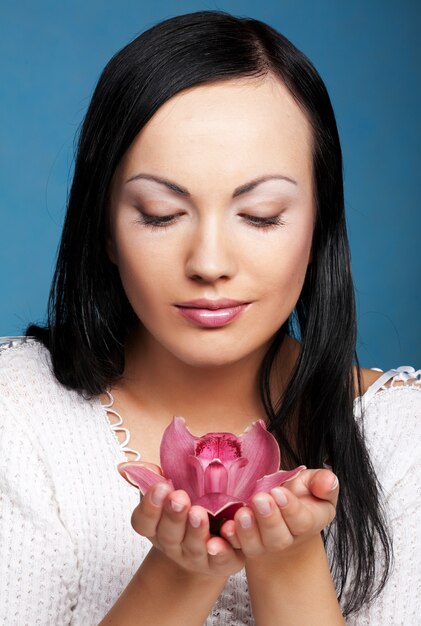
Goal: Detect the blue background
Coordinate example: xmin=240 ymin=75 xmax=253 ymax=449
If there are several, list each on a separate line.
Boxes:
xmin=1 ymin=1 xmax=420 ymax=369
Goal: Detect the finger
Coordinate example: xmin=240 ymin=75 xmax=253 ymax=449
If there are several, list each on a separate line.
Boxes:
xmin=131 ymin=481 xmax=172 ymax=539
xmin=178 ymin=506 xmax=212 ymax=566
xmin=232 ymin=506 xmax=266 ymax=558
xmin=250 ymin=493 xmax=294 ymax=552
xmin=206 ymin=536 xmax=245 ymax=574
xmin=183 ymin=510 xmax=245 ymax=576
xmin=220 ymin=520 xmax=242 ymax=550
xmin=155 ymin=489 xmax=192 ymax=553
xmin=270 ymin=487 xmax=316 ymax=535
xmin=271 ymin=485 xmax=335 ymax=535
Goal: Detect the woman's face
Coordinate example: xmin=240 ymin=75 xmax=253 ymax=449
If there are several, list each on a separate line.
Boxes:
xmin=108 ymin=76 xmax=315 ymax=367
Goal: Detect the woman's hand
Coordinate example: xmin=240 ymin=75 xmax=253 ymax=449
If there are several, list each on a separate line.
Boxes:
xmin=119 ymin=462 xmax=245 ymax=579
xmin=219 ymin=468 xmax=339 ymax=561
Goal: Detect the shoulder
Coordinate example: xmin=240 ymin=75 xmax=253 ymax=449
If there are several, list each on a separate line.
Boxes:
xmin=0 ymin=335 xmax=97 ymax=439
xmin=0 ymin=335 xmax=52 ymax=378
xmin=353 ymin=364 xmax=420 ymax=499
xmin=0 ymin=336 xmax=124 ymax=487
xmin=0 ymin=336 xmax=59 ymax=408
xmin=353 ymin=364 xmax=421 ymax=433
xmin=354 ymin=364 xmax=421 ymax=410
xmin=353 ymin=365 xmax=421 ymax=397
xmin=353 ymin=364 xmax=420 ymax=437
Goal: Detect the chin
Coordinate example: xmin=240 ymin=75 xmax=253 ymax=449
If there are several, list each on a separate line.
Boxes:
xmin=172 ymin=347 xmax=247 ymax=369
xmin=186 ymin=356 xmax=240 ymax=369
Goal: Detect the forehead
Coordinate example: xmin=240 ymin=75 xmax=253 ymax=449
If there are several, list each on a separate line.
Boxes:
xmin=118 ymin=75 xmax=313 ymax=191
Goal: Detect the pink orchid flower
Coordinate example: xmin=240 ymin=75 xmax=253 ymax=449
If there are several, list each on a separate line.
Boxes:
xmin=121 ymin=417 xmax=305 ymax=534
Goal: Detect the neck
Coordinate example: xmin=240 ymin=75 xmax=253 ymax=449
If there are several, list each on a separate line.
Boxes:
xmin=118 ymin=326 xmax=299 ymax=433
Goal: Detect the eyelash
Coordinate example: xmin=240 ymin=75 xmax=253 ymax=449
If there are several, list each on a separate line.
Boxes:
xmin=242 ymin=214 xmax=286 ymax=229
xmin=138 ymin=214 xmax=178 ymax=229
xmin=137 ymin=213 xmax=286 ymax=230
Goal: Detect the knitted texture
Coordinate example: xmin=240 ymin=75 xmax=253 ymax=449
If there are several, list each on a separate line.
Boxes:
xmin=0 ymin=339 xmax=419 ymax=625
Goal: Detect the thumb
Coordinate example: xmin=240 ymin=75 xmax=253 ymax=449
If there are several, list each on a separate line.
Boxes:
xmin=284 ymin=468 xmax=339 ymax=501
xmin=308 ymin=469 xmax=339 ymax=506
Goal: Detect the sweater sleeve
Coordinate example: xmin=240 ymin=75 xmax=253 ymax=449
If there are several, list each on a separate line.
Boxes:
xmin=0 ymin=398 xmax=80 ymax=626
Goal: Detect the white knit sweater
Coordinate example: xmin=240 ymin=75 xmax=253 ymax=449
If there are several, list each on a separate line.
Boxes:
xmin=0 ymin=337 xmax=420 ymax=626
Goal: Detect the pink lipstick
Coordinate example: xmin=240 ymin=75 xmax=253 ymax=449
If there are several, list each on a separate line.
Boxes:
xmin=175 ymin=299 xmax=249 ymax=328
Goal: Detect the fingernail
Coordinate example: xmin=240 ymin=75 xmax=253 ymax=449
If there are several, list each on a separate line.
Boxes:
xmin=239 ymin=512 xmax=253 ymax=529
xmin=188 ymin=511 xmax=201 ymax=528
xmin=330 ymin=476 xmax=339 ymax=491
xmin=271 ymin=487 xmax=288 ymax=507
xmin=207 ymin=543 xmax=222 ymax=556
xmin=253 ymin=496 xmax=272 ymax=516
xmin=170 ymin=498 xmax=185 ymax=513
xmin=151 ymin=483 xmax=170 ymax=506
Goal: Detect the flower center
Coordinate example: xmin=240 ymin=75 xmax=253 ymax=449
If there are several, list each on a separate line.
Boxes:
xmin=195 ymin=434 xmax=242 ymax=462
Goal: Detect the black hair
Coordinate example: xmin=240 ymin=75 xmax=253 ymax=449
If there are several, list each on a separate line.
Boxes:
xmin=27 ymin=10 xmax=392 ymax=616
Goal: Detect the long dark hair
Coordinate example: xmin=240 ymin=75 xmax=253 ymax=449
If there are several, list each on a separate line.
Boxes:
xmin=27 ymin=10 xmax=392 ymax=616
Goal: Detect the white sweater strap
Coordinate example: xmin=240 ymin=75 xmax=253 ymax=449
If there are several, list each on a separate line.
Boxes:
xmin=356 ymin=366 xmax=421 ymax=418
xmin=0 ymin=335 xmax=35 ymax=350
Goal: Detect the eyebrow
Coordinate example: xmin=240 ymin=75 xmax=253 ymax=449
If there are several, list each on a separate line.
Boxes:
xmin=125 ymin=173 xmax=297 ymax=198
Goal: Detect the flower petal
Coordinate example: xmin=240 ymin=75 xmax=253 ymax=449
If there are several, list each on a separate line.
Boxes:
xmin=120 ymin=464 xmax=173 ymax=494
xmin=186 ymin=455 xmax=205 ymax=500
xmin=209 ymin=502 xmax=246 ymax=536
xmin=226 ymin=457 xmax=249 ymax=494
xmin=204 ymin=460 xmax=228 ymax=494
xmin=253 ymin=466 xmax=306 ymax=494
xmin=195 ymin=492 xmax=245 ymax=517
xmin=233 ymin=421 xmax=281 ymax=499
xmin=160 ymin=416 xmax=198 ymax=490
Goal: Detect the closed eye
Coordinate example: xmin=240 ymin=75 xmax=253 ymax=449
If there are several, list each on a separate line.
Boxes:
xmin=136 ymin=213 xmax=180 ymax=229
xmin=240 ymin=214 xmax=286 ymax=229
xmin=135 ymin=212 xmax=286 ymax=230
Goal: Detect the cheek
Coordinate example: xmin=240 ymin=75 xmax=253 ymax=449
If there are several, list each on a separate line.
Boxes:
xmin=112 ymin=231 xmax=178 ymax=311
xmin=259 ymin=226 xmax=313 ymax=297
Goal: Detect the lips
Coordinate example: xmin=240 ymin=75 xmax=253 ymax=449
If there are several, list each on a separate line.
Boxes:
xmin=175 ymin=299 xmax=249 ymax=328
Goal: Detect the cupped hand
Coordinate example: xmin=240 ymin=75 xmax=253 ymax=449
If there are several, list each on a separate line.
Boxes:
xmin=219 ymin=468 xmax=339 ymax=559
xmin=119 ymin=462 xmax=245 ymax=578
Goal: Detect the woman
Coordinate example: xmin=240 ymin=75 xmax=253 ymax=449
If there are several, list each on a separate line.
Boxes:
xmin=0 ymin=10 xmax=419 ymax=625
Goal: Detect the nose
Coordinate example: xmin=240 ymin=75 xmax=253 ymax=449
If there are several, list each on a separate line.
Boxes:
xmin=185 ymin=216 xmax=237 ymax=283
